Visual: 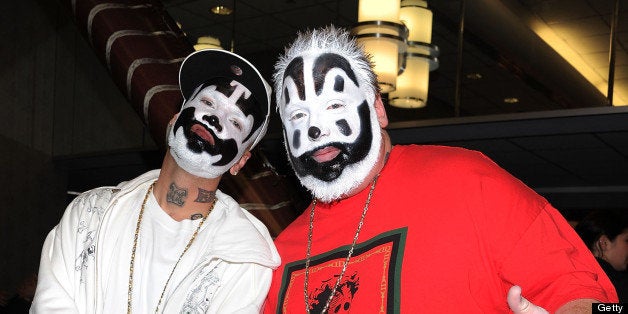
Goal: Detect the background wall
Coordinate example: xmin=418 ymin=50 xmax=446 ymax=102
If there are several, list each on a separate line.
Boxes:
xmin=0 ymin=0 xmax=155 ymax=293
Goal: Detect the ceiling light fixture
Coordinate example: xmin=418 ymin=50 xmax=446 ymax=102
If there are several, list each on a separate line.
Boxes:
xmin=466 ymin=73 xmax=483 ymax=80
xmin=352 ymin=0 xmax=406 ymax=94
xmin=351 ymin=0 xmax=439 ymax=108
xmin=390 ymin=0 xmax=439 ymax=108
xmin=194 ymin=36 xmax=223 ymax=51
xmin=211 ymin=5 xmax=233 ymax=15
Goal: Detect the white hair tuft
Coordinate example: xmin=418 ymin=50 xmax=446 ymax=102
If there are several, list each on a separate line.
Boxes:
xmin=272 ymin=25 xmax=378 ymax=113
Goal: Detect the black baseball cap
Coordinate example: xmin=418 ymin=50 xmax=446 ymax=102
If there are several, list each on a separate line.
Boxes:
xmin=178 ymin=49 xmax=272 ymax=149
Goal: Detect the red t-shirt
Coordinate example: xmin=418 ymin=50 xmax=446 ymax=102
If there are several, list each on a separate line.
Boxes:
xmin=265 ymin=145 xmax=617 ymax=313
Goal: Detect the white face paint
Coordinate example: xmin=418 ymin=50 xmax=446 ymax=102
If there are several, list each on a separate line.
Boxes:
xmin=279 ymin=53 xmax=381 ymax=202
xmin=168 ymin=80 xmax=261 ymax=178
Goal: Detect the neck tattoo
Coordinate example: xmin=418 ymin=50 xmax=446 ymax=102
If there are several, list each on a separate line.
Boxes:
xmin=167 ymin=185 xmax=217 ymax=219
xmin=127 ymin=181 xmax=217 ymax=314
xmin=166 ymin=182 xmax=187 ymax=207
xmin=304 ymin=174 xmax=380 ymax=314
xmin=192 ymin=188 xmax=216 ymax=220
xmin=195 ymin=188 xmax=216 ymax=203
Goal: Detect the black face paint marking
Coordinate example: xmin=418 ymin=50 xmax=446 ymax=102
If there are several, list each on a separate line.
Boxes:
xmin=336 ymin=119 xmax=351 ymax=136
xmin=313 ymin=53 xmax=359 ymax=96
xmin=284 ymin=86 xmax=290 ymax=105
xmin=290 ymin=100 xmax=373 ymax=181
xmin=175 ymin=107 xmax=239 ymax=166
xmin=203 ymin=115 xmax=222 ymax=133
xmin=292 ymin=129 xmax=301 ymax=150
xmin=308 ymin=126 xmax=321 ymax=140
xmin=283 ymin=57 xmax=305 ymax=101
xmin=333 ymin=75 xmax=344 ymax=92
xmin=192 ymin=78 xmax=263 ymax=143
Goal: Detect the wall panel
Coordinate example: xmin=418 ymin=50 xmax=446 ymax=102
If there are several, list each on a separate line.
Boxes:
xmin=0 ymin=0 xmax=155 ymax=293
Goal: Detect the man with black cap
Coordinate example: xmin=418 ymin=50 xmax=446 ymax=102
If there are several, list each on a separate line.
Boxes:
xmin=31 ymin=49 xmax=280 ymax=313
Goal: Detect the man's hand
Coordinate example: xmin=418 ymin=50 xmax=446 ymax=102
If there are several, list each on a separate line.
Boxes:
xmin=507 ymin=285 xmax=549 ymax=314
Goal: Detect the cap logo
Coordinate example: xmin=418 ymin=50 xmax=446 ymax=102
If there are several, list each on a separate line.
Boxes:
xmin=231 ymin=65 xmax=243 ymax=76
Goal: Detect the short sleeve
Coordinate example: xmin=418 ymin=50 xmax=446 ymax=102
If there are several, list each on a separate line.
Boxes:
xmin=499 ymin=203 xmax=618 ymax=312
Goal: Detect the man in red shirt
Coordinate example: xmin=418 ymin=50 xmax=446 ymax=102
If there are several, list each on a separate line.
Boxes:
xmin=264 ymin=26 xmax=617 ymax=313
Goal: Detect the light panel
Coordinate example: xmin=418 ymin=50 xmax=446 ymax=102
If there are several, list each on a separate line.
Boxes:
xmin=389 ymin=0 xmax=438 ymax=108
xmin=358 ymin=0 xmax=401 ymax=23
xmin=357 ymin=35 xmax=405 ymax=93
xmin=194 ymin=36 xmax=222 ymax=51
xmin=530 ymin=20 xmax=627 ymax=106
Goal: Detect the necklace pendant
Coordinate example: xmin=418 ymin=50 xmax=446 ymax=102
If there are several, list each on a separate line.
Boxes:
xmin=304 ymin=175 xmax=380 ymax=314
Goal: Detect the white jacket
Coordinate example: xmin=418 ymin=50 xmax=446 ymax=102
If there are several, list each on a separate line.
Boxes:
xmin=31 ymin=170 xmax=281 ymax=313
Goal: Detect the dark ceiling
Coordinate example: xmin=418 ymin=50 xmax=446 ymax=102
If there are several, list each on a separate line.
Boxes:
xmin=162 ymin=0 xmax=627 ymax=119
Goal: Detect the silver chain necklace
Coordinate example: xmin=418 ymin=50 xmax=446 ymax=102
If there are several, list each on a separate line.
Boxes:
xmin=127 ymin=182 xmax=216 ymax=314
xmin=304 ymin=174 xmax=380 ymax=313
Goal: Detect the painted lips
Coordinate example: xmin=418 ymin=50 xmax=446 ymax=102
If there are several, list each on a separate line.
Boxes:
xmin=191 ymin=124 xmax=215 ymax=146
xmin=312 ymin=146 xmax=341 ymax=162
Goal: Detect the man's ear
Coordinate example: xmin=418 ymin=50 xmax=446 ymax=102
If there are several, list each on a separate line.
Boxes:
xmin=169 ymin=113 xmax=180 ymax=125
xmin=599 ymin=235 xmax=611 ymax=249
xmin=165 ymin=113 xmax=180 ymax=139
xmin=230 ymin=150 xmax=251 ymax=175
xmin=374 ymin=94 xmax=388 ymax=128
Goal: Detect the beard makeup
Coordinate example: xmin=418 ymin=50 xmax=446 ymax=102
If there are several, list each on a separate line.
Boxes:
xmin=169 ymin=49 xmax=271 ymax=179
xmin=277 ymin=50 xmax=382 ymax=202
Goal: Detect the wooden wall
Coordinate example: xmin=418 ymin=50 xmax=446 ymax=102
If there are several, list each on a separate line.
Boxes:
xmin=0 ymin=0 xmax=156 ymax=293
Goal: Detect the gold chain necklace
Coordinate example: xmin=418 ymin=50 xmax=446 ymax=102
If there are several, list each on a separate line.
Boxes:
xmin=304 ymin=174 xmax=379 ymax=314
xmin=127 ymin=181 xmax=217 ymax=314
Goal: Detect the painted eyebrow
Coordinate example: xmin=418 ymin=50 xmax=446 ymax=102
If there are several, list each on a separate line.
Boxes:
xmin=313 ymin=53 xmax=359 ymax=95
xmin=283 ymin=57 xmax=305 ymax=103
xmin=281 ymin=79 xmax=301 ymax=111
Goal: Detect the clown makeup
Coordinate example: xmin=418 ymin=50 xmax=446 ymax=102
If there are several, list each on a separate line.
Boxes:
xmin=279 ymin=53 xmax=382 ymax=202
xmin=168 ymin=78 xmax=263 ymax=179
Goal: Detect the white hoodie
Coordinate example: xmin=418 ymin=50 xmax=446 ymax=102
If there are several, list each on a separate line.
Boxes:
xmin=31 ymin=170 xmax=281 ymax=313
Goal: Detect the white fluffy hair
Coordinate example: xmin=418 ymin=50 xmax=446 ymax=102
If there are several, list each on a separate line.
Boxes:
xmin=272 ymin=25 xmax=379 ymax=114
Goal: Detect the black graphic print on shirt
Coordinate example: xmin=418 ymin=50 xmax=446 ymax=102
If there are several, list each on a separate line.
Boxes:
xmin=276 ymin=228 xmax=407 ymax=314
